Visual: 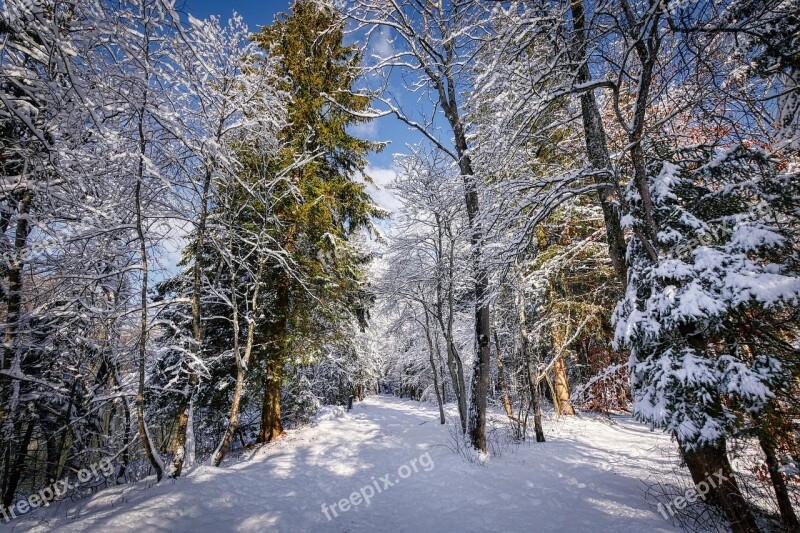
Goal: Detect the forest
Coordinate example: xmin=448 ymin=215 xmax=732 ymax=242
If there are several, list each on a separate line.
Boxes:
xmin=0 ymin=0 xmax=798 ymax=531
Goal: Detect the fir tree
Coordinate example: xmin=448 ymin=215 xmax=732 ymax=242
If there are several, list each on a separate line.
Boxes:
xmin=249 ymin=0 xmax=385 ymax=442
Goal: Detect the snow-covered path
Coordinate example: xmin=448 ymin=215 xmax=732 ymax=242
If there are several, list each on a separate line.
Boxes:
xmin=10 ymin=396 xmax=682 ymax=532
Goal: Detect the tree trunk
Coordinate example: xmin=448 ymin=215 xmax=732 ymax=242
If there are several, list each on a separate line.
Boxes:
xmin=448 ymin=328 xmax=468 ymax=433
xmin=435 ymin=224 xmax=467 ymax=433
xmin=257 ymin=226 xmax=294 ymax=445
xmin=2 ymin=418 xmax=34 ymax=509
xmin=515 ymin=266 xmax=545 ymax=442
xmin=494 ymin=331 xmax=515 ymax=421
xmin=680 ymin=440 xmax=760 ymax=533
xmin=437 ymin=52 xmax=490 ymax=452
xmin=759 ymin=433 xmax=799 ymax=532
xmin=171 ymin=167 xmax=212 ymax=478
xmin=553 ymin=356 xmax=575 ymax=416
xmin=0 ymin=192 xmax=32 ymax=502
xmin=112 ymin=363 xmax=132 ymax=483
xmin=257 ymin=272 xmax=288 ymax=444
xmin=213 ymin=347 xmax=246 ymax=466
xmin=570 ymin=0 xmax=627 ymax=285
xmin=528 ymin=372 xmax=546 ymax=443
xmin=0 ymin=191 xmax=32 ymax=435
xmin=438 ymin=350 xmax=448 ymax=405
xmin=134 ymin=104 xmax=163 ymax=483
xmin=214 ymin=260 xmax=263 ymax=466
xmin=423 ymin=309 xmax=446 ymax=424
xmin=170 ymin=395 xmax=193 ymax=477
xmin=465 ymin=183 xmax=491 ymax=453
xmin=258 ymin=362 xmax=283 ymax=443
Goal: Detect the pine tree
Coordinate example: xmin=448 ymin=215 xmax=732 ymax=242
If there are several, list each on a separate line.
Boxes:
xmin=250 ymin=0 xmax=385 ymax=443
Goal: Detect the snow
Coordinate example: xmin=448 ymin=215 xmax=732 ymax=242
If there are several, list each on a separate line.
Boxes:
xmin=9 ymin=396 xmax=683 ymax=532
xmin=650 ymin=162 xmax=680 ymax=202
xmin=727 ymin=224 xmax=784 ymax=252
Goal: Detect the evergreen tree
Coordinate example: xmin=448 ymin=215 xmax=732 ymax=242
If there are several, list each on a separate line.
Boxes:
xmin=614 ymin=143 xmax=800 ymax=530
xmin=250 ymin=0 xmax=385 ymax=442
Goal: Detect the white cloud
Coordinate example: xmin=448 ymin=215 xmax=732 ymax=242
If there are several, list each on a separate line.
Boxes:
xmin=152 ymin=217 xmax=191 ymax=281
xmin=359 ymin=165 xmax=401 ymax=215
xmin=365 ymin=165 xmax=396 ymax=187
xmin=349 ymin=120 xmax=379 ymax=139
xmin=369 ymin=26 xmax=395 ymax=62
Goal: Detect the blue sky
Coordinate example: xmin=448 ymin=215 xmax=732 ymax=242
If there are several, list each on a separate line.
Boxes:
xmin=182 ymin=0 xmax=285 ymax=30
xmin=181 ymin=0 xmax=423 ymax=214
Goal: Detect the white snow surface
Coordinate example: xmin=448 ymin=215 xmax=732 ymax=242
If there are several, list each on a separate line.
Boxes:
xmin=8 ymin=396 xmax=683 ymax=532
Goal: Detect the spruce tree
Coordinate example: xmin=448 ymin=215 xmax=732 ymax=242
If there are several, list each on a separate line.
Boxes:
xmin=614 ymin=143 xmax=800 ymax=530
xmin=251 ymin=0 xmax=385 ymax=442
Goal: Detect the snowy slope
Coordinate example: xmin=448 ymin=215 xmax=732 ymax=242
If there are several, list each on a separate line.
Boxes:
xmin=7 ymin=396 xmax=683 ymax=532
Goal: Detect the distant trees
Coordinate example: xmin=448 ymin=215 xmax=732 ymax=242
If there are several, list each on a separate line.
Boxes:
xmin=377 ymin=147 xmax=470 ymax=429
xmin=347 ymin=0 xmax=495 ymax=453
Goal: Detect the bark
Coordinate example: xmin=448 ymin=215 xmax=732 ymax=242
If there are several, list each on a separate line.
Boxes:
xmin=515 ymin=270 xmax=545 ymax=442
xmin=214 ymin=260 xmax=263 ymax=466
xmin=170 ymin=396 xmax=193 ymax=477
xmin=463 ymin=164 xmax=491 ymax=454
xmin=446 ymin=296 xmax=468 ymax=433
xmin=134 ymin=103 xmax=163 ymax=483
xmin=423 ymin=309 xmax=446 ymax=425
xmin=527 ymin=361 xmax=546 ymax=443
xmin=112 ymin=363 xmax=132 ymax=482
xmin=2 ymin=418 xmax=34 ymax=509
xmin=258 ymin=358 xmax=283 ymax=443
xmin=619 ymin=0 xmax=662 ymax=261
xmin=434 ymin=224 xmax=467 ymax=433
xmin=257 ymin=219 xmax=296 ymax=445
xmin=0 ymin=191 xmax=32 ymax=434
xmin=553 ymin=356 xmax=575 ymax=416
xmin=431 ymin=31 xmax=490 ymax=452
xmin=447 ymin=340 xmax=467 ymax=431
xmin=494 ymin=331 xmax=515 ymax=421
xmin=570 ymin=0 xmax=627 ymax=285
xmin=0 ymin=192 xmax=32 ymax=498
xmin=680 ymin=440 xmax=760 ymax=533
xmin=759 ymin=433 xmax=800 ymax=532
xmin=438 ymin=349 xmax=447 ymax=405
xmin=171 ymin=166 xmax=213 ymax=478
xmin=214 ymin=349 xmax=245 ymax=466
xmin=257 ymin=272 xmax=289 ymax=444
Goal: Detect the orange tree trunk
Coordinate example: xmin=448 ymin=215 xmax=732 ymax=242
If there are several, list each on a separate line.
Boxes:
xmin=553 ymin=356 xmax=575 ymax=415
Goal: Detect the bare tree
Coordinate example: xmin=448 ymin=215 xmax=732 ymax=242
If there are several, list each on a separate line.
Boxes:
xmin=347 ymin=0 xmax=494 ymax=452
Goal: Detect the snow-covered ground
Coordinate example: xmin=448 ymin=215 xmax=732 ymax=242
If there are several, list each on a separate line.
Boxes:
xmin=7 ymin=396 xmax=685 ymax=532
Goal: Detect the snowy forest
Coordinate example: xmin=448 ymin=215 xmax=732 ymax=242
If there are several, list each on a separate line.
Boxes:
xmin=0 ymin=0 xmax=798 ymax=531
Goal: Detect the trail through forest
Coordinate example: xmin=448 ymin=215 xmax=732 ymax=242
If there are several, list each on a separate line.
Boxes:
xmin=12 ymin=396 xmax=681 ymax=532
